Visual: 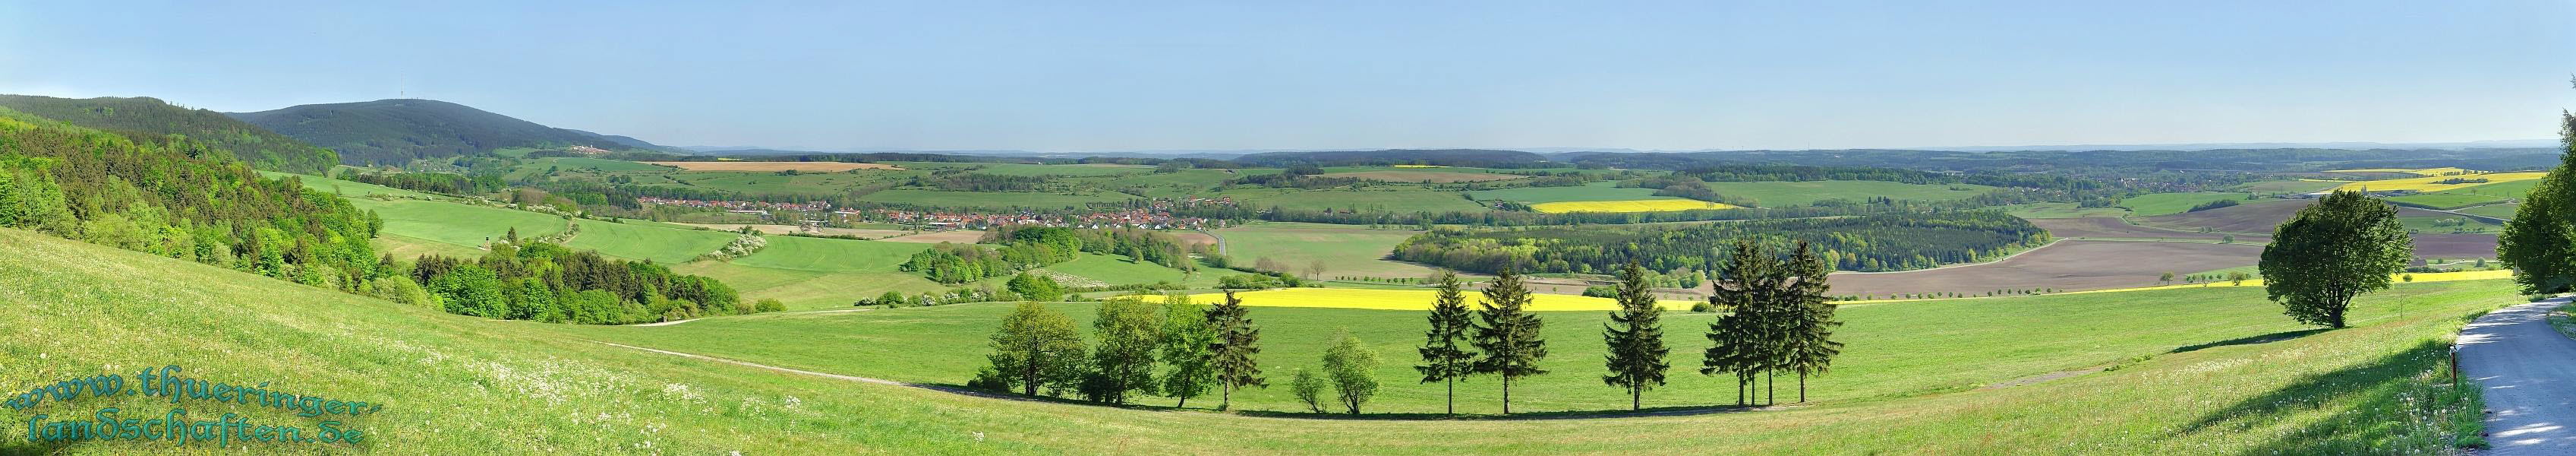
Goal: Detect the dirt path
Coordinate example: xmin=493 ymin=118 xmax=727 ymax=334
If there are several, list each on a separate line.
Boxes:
xmin=2458 ymin=297 xmax=2576 ymax=454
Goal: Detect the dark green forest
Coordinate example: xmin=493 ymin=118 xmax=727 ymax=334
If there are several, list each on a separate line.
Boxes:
xmin=1392 ymin=211 xmax=2048 ymax=274
xmin=0 ymin=95 xmax=339 ymax=173
xmin=226 ymin=99 xmax=658 ymax=165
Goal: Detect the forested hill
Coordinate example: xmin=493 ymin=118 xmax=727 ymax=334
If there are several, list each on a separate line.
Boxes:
xmin=1232 ymin=149 xmax=1549 ymax=167
xmin=0 ymin=94 xmax=339 ymax=173
xmin=225 ymin=99 xmax=668 ymax=165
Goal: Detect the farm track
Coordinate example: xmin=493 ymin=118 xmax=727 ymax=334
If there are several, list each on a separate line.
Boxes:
xmin=2458 ymin=297 xmax=2576 ymax=454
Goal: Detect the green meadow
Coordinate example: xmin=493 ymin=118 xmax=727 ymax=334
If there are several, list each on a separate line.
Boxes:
xmin=1214 ymin=223 xmax=1436 ymax=277
xmin=727 ymin=235 xmax=929 ymax=273
xmin=0 ymin=227 xmax=2496 ymax=454
xmin=2387 ymin=193 xmax=2510 ymax=210
xmin=1218 ymin=187 xmax=1485 ymax=213
xmin=1701 ymin=180 xmax=1992 ymax=207
xmin=348 ymin=198 xmax=570 ymax=249
xmin=563 ymin=219 xmax=740 ymax=263
xmin=1469 ymin=182 xmax=1674 ymax=204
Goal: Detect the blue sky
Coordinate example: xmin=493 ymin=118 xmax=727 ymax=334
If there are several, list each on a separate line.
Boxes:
xmin=2 ymin=1 xmax=2570 ymax=151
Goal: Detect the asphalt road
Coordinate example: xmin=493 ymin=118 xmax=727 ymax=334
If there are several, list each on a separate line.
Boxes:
xmin=2459 ymin=297 xmax=2576 ymax=454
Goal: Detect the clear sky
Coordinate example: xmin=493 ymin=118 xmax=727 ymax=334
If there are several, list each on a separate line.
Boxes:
xmin=3 ymin=1 xmax=2571 ymax=152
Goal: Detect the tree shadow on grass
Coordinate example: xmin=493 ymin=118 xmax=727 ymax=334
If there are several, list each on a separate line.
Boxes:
xmin=2170 ymin=339 xmax=2473 ymax=454
xmin=919 ymin=382 xmax=1776 ymax=421
xmin=2168 ymin=328 xmax=2333 ymax=354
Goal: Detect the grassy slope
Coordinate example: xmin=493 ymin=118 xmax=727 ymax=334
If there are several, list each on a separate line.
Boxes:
xmin=258 ymin=171 xmax=440 ymax=198
xmin=563 ymin=219 xmax=739 ymax=263
xmin=0 ymin=227 xmax=2496 ymax=454
xmin=1214 ymin=223 xmax=1434 ymax=277
xmin=728 ymin=235 xmax=930 ymax=273
xmin=347 ymin=198 xmax=569 ymax=249
xmin=563 ymin=281 xmax=2505 ymax=416
xmin=1038 ymin=253 xmax=1222 ymax=287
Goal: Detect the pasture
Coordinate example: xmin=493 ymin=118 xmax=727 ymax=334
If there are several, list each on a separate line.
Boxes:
xmin=1213 ymin=223 xmax=1436 ymax=278
xmin=2461 ymin=203 xmax=2520 ymax=218
xmin=260 ymin=171 xmax=440 ymax=198
xmin=2001 ymin=202 xmax=2130 ymax=219
xmin=1529 ymin=199 xmax=1741 ymax=213
xmin=1038 ymin=253 xmax=1225 ymax=288
xmin=676 ymin=261 xmax=947 ymax=311
xmin=2 ymin=226 xmax=2500 ymax=454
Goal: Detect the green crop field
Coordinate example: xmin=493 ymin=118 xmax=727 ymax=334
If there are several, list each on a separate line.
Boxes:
xmin=1701 ymin=181 xmax=1993 ymax=207
xmin=728 ymin=235 xmax=930 ymax=272
xmin=861 ymin=188 xmax=1140 ymax=210
xmin=1469 ymin=182 xmax=1673 ymax=204
xmin=676 ymin=261 xmax=948 ymax=311
xmin=2118 ymin=192 xmax=2252 ymax=216
xmin=1217 ymin=187 xmax=1486 ymax=213
xmin=2461 ymin=203 xmax=2520 ymax=218
xmin=2398 ymin=215 xmax=2499 ymax=233
xmin=659 ymin=171 xmax=902 ymax=195
xmin=2386 ymin=193 xmax=2509 ymax=210
xmin=1214 ymin=223 xmax=1436 ymax=278
xmin=0 ymin=226 xmax=2498 ymax=453
xmin=503 ymin=157 xmax=676 ymax=180
xmin=347 ymin=198 xmax=570 ymax=249
xmin=563 ymin=218 xmax=741 ymax=263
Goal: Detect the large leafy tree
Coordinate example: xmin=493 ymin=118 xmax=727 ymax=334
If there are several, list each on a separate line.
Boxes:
xmin=1415 ymin=270 xmax=1477 ymax=415
xmin=1323 ymin=329 xmax=1382 ymax=414
xmin=2502 ymin=112 xmax=2576 ymax=294
xmin=986 ymin=302 xmax=1088 ymax=397
xmin=1156 ymin=293 xmax=1219 ymax=408
xmin=1207 ymin=290 xmax=1266 ymax=410
xmin=2259 ymin=190 xmax=2413 ymax=328
xmin=1082 ymin=297 xmax=1165 ymax=404
xmin=1784 ymin=241 xmax=1844 ymax=403
xmin=1601 ymin=262 xmax=1670 ymax=410
xmin=1471 ymin=265 xmax=1548 ymax=414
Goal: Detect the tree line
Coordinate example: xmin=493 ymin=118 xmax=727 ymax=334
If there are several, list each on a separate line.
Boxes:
xmin=1392 ymin=211 xmax=2048 ymax=275
xmin=396 ymin=230 xmax=774 ymax=324
xmin=971 ymin=251 xmax=1842 ymax=414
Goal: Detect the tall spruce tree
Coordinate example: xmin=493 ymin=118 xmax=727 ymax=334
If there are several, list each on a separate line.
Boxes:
xmin=2259 ymin=190 xmax=2412 ymax=328
xmin=1471 ymin=264 xmax=1548 ymax=413
xmin=1207 ymin=290 xmax=1266 ymax=410
xmin=1415 ymin=270 xmax=1477 ymax=415
xmin=1602 ymin=262 xmax=1671 ymax=410
xmin=1703 ymin=239 xmax=1780 ymax=405
xmin=1784 ymin=241 xmax=1843 ymax=403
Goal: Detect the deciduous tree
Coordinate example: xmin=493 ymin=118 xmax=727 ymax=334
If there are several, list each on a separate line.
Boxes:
xmin=986 ymin=302 xmax=1087 ymax=397
xmin=1322 ymin=329 xmax=1381 ymax=414
xmin=2259 ymin=190 xmax=2412 ymax=328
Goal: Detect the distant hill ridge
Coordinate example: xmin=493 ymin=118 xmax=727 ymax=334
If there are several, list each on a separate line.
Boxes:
xmin=1231 ymin=148 xmax=1549 ymax=167
xmin=0 ymin=94 xmax=340 ymax=173
xmin=225 ymin=98 xmax=674 ymax=165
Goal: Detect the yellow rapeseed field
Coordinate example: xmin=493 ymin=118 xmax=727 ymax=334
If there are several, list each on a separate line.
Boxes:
xmin=1528 ymin=199 xmax=1742 ymax=214
xmin=2330 ymin=172 xmax=2544 ymax=193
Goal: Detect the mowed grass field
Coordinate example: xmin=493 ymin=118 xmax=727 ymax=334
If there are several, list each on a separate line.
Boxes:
xmin=346 ymin=198 xmax=569 ymax=249
xmin=728 ymin=235 xmax=929 ymax=272
xmin=1 ymin=227 xmax=2496 ymax=454
xmin=1214 ymin=223 xmax=1436 ymax=277
xmin=1038 ymin=253 xmax=1227 ymax=288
